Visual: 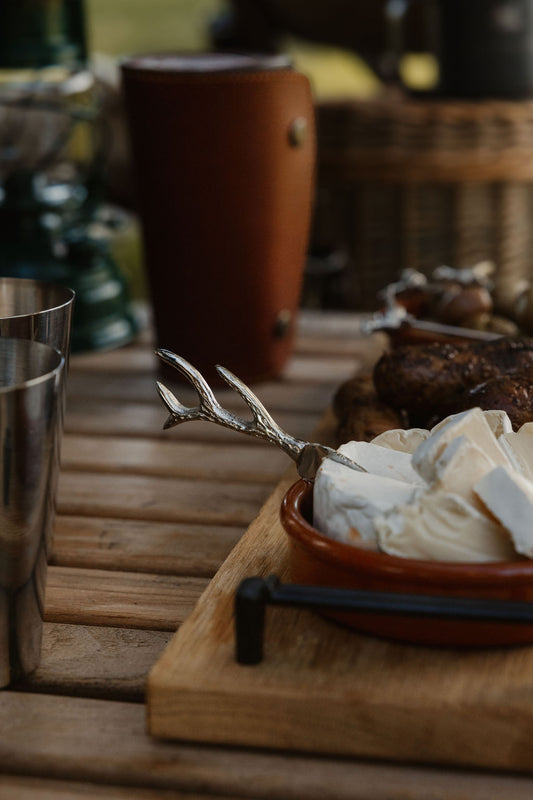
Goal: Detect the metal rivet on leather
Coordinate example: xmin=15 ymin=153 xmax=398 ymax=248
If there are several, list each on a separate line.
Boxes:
xmin=288 ymin=117 xmax=307 ymax=147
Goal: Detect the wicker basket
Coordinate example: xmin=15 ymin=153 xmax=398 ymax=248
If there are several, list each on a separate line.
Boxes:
xmin=316 ymin=93 xmax=533 ymax=310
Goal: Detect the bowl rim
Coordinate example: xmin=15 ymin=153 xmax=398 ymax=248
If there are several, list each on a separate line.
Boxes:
xmin=281 ymin=478 xmax=533 ymax=587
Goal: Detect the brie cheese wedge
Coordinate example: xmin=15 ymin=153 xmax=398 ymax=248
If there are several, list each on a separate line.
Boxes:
xmin=482 ymin=409 xmax=513 ymax=438
xmin=371 ymin=427 xmax=429 ymax=454
xmin=430 ymin=435 xmax=497 ymax=509
xmin=375 ymin=490 xmax=516 ymax=562
xmin=338 ymin=440 xmax=425 ymax=485
xmin=313 ymin=458 xmax=420 ymax=548
xmin=498 ymin=423 xmax=533 ymax=482
xmin=474 ymin=465 xmax=533 ymax=557
xmin=430 ymin=408 xmax=512 ymax=438
xmin=413 ymin=408 xmax=512 ymax=483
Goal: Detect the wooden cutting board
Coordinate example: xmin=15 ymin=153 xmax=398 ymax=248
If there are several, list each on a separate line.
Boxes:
xmin=146 ymin=414 xmax=533 ymax=772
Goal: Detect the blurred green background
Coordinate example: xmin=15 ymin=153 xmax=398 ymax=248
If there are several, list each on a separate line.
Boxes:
xmin=87 ymin=0 xmax=223 ymax=57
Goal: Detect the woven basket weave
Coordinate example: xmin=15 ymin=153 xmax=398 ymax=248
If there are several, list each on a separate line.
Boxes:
xmin=316 ymin=94 xmax=533 ymax=309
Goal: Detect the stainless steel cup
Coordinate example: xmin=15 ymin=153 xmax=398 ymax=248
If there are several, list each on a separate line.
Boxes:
xmin=0 ymin=278 xmax=74 ymax=359
xmin=0 ymin=278 xmax=75 ymax=557
xmin=0 ymin=338 xmax=64 ymax=686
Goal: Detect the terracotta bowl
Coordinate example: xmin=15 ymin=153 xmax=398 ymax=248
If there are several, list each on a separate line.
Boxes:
xmin=280 ymin=479 xmax=533 ymax=647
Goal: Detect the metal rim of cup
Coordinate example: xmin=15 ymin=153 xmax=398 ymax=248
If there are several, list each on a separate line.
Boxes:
xmin=0 ymin=277 xmax=75 ymax=321
xmin=120 ymin=51 xmax=293 ymax=75
xmin=0 ymin=338 xmax=64 ymax=394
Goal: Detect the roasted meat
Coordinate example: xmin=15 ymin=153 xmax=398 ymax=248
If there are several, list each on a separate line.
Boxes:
xmin=373 ymin=337 xmax=533 ymax=427
xmin=456 ymin=372 xmax=533 ymax=430
xmin=333 ymin=373 xmax=406 ymax=444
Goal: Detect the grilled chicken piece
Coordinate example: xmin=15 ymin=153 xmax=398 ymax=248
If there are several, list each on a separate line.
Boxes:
xmin=373 ymin=337 xmax=533 ymax=427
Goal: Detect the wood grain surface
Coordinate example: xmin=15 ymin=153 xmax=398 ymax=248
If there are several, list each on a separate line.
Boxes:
xmin=61 ymin=434 xmax=288 ymax=481
xmin=64 ymin=401 xmax=319 ymax=444
xmin=19 ymin=623 xmax=171 ymax=701
xmin=6 ymin=312 xmax=533 ymax=798
xmin=57 ymin=472 xmax=273 ymax=525
xmin=52 ymin=516 xmax=243 ymax=576
xmin=44 ymin=566 xmax=208 ymax=630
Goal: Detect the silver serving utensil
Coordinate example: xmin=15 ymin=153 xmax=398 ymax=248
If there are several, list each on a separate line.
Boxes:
xmin=362 ymin=307 xmax=501 ymax=342
xmin=155 ymin=349 xmax=365 ymax=480
xmin=362 ymin=292 xmax=501 ymax=342
xmin=365 ymin=264 xmax=501 ymax=342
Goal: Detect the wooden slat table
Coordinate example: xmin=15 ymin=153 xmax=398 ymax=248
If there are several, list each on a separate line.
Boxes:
xmin=3 ymin=311 xmax=533 ymax=799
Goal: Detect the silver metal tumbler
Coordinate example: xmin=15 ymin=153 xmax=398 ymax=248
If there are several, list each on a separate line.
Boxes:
xmin=0 ymin=338 xmax=64 ymax=686
xmin=0 ymin=278 xmax=74 ymax=359
xmin=0 ymin=278 xmax=75 ymax=558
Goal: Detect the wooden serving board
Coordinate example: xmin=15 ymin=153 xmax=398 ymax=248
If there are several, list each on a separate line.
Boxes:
xmin=146 ymin=415 xmax=533 ymax=773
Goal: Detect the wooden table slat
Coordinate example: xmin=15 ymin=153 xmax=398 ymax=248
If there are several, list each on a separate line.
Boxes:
xmin=64 ymin=400 xmax=319 ymax=445
xmin=0 ymin=776 xmax=234 ymax=800
xmin=18 ymin=623 xmax=171 ymax=702
xmin=57 ymin=472 xmax=274 ymax=526
xmin=45 ymin=566 xmax=208 ymax=631
xmin=52 ymin=515 xmax=243 ymax=577
xmin=69 ymin=344 xmax=361 ymax=380
xmin=65 ymin=371 xmax=341 ymax=415
xmin=60 ymin=434 xmax=288 ymax=483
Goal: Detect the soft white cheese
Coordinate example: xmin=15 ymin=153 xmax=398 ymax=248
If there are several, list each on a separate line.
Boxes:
xmin=474 ymin=465 xmax=533 ymax=557
xmin=482 ymin=409 xmax=513 ymax=438
xmin=313 ymin=407 xmax=533 ymax=563
xmin=413 ymin=407 xmax=512 ymax=483
xmin=338 ymin=440 xmax=426 ymax=485
xmin=430 ymin=409 xmax=512 ymax=438
xmin=430 ymin=435 xmax=498 ymax=509
xmin=375 ymin=491 xmax=516 ymax=562
xmin=370 ymin=427 xmax=429 ymax=454
xmin=313 ymin=458 xmax=420 ymax=548
xmin=498 ymin=423 xmax=533 ymax=481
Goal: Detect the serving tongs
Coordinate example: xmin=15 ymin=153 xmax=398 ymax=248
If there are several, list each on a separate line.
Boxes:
xmin=155 ymin=349 xmax=365 ymax=480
